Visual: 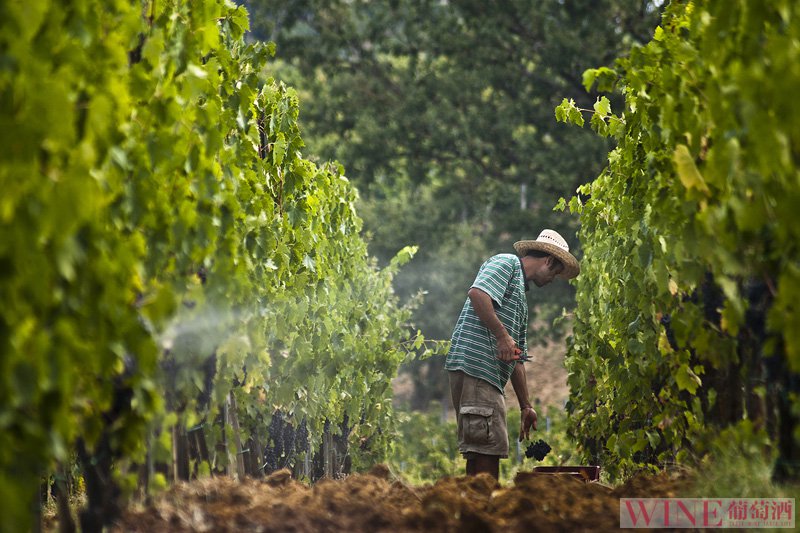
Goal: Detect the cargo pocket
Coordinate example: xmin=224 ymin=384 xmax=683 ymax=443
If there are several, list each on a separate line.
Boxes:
xmin=460 ymin=405 xmax=494 ymax=446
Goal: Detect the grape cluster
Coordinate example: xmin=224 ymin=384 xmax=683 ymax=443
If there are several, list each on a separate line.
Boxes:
xmin=524 ymin=439 xmax=551 ymax=461
xmin=264 ymin=411 xmax=297 ymax=472
xmin=296 ymin=419 xmax=309 ymax=452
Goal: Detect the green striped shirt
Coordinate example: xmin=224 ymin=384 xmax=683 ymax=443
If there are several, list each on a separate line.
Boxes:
xmin=445 ymin=253 xmax=528 ymax=392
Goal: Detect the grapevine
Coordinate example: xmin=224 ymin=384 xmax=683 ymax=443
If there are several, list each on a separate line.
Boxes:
xmin=556 ymin=0 xmax=800 ymax=480
xmin=0 ymin=1 xmax=419 ymax=530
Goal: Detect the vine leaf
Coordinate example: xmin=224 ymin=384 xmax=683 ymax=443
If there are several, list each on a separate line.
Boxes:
xmin=673 ymin=144 xmax=710 ymax=196
xmin=675 ymin=364 xmax=702 ymax=394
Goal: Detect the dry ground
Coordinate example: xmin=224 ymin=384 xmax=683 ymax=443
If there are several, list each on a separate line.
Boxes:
xmin=114 ymin=466 xmax=692 ymax=532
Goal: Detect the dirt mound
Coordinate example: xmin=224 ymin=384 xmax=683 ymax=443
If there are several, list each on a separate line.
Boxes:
xmin=114 ymin=467 xmax=692 ymax=532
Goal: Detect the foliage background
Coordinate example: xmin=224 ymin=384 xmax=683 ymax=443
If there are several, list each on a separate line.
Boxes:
xmin=240 ymin=0 xmax=662 ymax=409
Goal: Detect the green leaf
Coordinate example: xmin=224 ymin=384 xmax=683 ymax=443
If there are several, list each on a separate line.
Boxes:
xmin=582 ymin=69 xmax=598 ymax=92
xmin=567 ymin=103 xmax=585 ymax=127
xmin=590 ymin=112 xmax=609 ymax=136
xmin=720 ymin=298 xmax=743 ymax=336
xmin=646 ymin=430 xmax=661 ymax=449
xmin=673 ymin=144 xmax=710 ymax=196
xmin=675 ymin=364 xmax=701 ymax=394
xmin=592 ymin=67 xmax=618 ymax=92
xmin=229 ymin=6 xmax=251 ymax=38
xmin=608 ymin=116 xmax=625 ymax=138
xmin=389 ymin=245 xmax=418 ymax=271
xmin=273 ymin=132 xmax=287 ymax=166
xmin=593 ymin=96 xmax=611 ymax=117
xmin=554 ymin=99 xmax=568 ymax=123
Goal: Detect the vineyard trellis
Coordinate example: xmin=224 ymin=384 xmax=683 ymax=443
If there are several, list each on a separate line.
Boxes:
xmin=556 ymin=0 xmax=800 ymax=480
xmin=0 ymin=1 xmax=427 ymax=531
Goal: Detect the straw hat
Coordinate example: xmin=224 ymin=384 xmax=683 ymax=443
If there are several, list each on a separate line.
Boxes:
xmin=513 ymin=229 xmax=580 ymax=279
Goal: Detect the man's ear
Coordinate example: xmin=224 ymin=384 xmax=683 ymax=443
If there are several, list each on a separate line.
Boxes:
xmin=547 ymin=255 xmax=563 ymax=273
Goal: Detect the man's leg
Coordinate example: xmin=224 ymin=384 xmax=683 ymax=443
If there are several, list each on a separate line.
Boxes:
xmin=466 ymin=453 xmax=499 ymax=479
xmin=451 ymin=371 xmax=507 ymax=478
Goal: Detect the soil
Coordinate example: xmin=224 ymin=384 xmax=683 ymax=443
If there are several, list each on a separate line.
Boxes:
xmin=113 ymin=465 xmax=693 ymax=532
xmin=112 ymin=332 xmax=683 ymax=531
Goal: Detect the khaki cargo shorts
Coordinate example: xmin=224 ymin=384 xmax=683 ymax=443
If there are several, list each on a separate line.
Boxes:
xmin=449 ymin=370 xmax=508 ymax=458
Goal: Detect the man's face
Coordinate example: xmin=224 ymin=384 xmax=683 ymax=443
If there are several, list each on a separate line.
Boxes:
xmin=531 ymin=255 xmax=564 ymax=287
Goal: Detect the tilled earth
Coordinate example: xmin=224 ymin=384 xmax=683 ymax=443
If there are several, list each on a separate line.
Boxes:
xmin=114 ymin=465 xmax=692 ymax=532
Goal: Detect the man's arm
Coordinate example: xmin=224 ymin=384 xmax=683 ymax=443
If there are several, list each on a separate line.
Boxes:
xmin=467 ymin=287 xmax=518 ymax=362
xmin=510 ymin=362 xmax=538 ymax=440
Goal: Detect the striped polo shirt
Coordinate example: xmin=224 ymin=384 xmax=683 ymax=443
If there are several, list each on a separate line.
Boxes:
xmin=445 ymin=253 xmax=529 ymax=392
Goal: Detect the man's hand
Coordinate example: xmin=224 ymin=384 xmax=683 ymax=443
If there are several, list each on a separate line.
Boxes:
xmin=519 ymin=406 xmax=538 ymax=441
xmin=467 ymin=288 xmax=520 ymax=362
xmin=496 ymin=333 xmax=519 ymax=362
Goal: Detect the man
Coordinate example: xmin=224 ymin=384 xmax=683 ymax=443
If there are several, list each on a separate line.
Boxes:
xmin=445 ymin=229 xmax=580 ymax=479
